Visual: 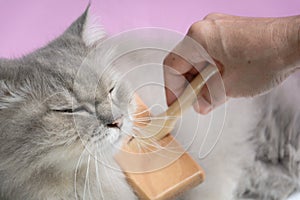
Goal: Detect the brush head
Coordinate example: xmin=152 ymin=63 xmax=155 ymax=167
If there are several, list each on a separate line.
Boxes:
xmin=115 ymin=96 xmax=205 ymax=200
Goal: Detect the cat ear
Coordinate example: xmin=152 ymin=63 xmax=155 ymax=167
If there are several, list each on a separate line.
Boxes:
xmin=64 ymin=5 xmax=106 ymax=46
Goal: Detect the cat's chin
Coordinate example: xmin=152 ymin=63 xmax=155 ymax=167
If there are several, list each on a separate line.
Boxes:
xmin=105 ymin=120 xmax=134 ymax=154
xmin=107 ymin=128 xmax=122 ymax=144
xmin=98 ymin=130 xmax=126 ymax=155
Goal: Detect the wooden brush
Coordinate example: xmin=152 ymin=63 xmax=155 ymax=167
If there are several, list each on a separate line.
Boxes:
xmin=115 ymin=65 xmax=218 ymax=200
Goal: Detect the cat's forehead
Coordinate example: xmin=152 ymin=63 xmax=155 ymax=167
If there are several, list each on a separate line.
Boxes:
xmin=72 ymin=66 xmax=117 ymax=101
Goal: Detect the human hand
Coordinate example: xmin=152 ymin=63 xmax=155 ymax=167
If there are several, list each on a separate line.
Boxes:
xmin=164 ymin=13 xmax=300 ymax=114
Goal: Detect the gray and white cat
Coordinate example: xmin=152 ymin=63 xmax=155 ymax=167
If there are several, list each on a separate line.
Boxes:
xmin=0 ymin=8 xmax=136 ymax=200
xmin=0 ymin=6 xmax=299 ymax=200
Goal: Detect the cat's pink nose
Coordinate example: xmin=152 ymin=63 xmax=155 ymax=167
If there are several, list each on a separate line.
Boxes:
xmin=107 ymin=115 xmax=124 ymax=129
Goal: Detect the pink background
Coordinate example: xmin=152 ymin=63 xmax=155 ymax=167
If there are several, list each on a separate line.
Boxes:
xmin=0 ymin=0 xmax=299 ymax=58
xmin=1 ymin=2 xmax=300 ymax=199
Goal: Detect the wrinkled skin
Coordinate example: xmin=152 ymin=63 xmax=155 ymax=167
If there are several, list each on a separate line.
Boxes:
xmin=164 ymin=13 xmax=300 ymax=114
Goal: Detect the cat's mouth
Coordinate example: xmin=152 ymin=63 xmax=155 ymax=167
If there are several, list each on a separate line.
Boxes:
xmin=107 ymin=123 xmax=120 ymax=129
xmin=90 ymin=115 xmax=131 ymax=145
xmin=106 ymin=115 xmax=124 ymax=129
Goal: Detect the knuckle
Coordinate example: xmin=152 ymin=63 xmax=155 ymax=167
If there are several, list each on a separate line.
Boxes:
xmin=187 ymin=20 xmax=216 ymax=49
xmin=187 ymin=21 xmax=202 ymax=36
xmin=203 ymin=13 xmax=218 ymax=20
xmin=188 ymin=20 xmax=216 ymax=37
xmin=203 ymin=13 xmax=227 ymax=20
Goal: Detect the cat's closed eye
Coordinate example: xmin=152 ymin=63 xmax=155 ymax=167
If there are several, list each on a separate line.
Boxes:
xmin=51 ymin=106 xmax=92 ymax=115
xmin=109 ymin=86 xmax=114 ymax=93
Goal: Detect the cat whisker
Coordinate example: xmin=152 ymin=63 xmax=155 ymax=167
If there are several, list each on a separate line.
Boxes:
xmin=136 ymin=139 xmax=162 ymax=151
xmin=132 ymin=139 xmax=184 ymax=159
xmin=95 ymin=144 xmax=105 ymax=199
xmin=130 ymin=120 xmax=176 ymax=128
xmin=128 ymin=109 xmax=151 ymax=116
xmin=88 ymin=156 xmax=93 ymax=200
xmin=127 ymin=117 xmax=150 ymax=122
xmin=135 ymin=140 xmax=161 ymax=152
xmin=130 ymin=120 xmax=176 ymax=129
xmin=132 ymin=126 xmax=184 ymax=153
xmin=134 ymin=115 xmax=178 ymax=120
xmin=131 ymin=127 xmax=163 ymax=149
xmin=74 ymin=148 xmax=86 ymax=200
xmin=126 ymin=114 xmax=177 ymax=123
xmin=98 ymin=149 xmax=120 ymax=199
xmin=83 ymin=154 xmax=91 ymax=200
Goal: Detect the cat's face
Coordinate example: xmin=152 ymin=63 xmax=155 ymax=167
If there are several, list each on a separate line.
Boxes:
xmin=0 ymin=8 xmax=134 ymax=175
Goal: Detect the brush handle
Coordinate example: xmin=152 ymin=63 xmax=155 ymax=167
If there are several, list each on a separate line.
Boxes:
xmin=164 ymin=64 xmax=218 ymax=117
xmin=153 ymin=64 xmax=218 ymax=140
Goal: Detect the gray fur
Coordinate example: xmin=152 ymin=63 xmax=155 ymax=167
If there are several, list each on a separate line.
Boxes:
xmin=0 ymin=7 xmax=136 ymax=200
xmin=235 ymin=76 xmax=300 ymax=200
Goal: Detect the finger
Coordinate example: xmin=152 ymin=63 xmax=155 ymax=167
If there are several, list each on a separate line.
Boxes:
xmin=164 ymin=64 xmax=191 ymax=106
xmin=164 ymin=53 xmax=194 ymax=106
xmin=164 ymin=52 xmax=193 ymax=75
xmin=164 ymin=35 xmax=211 ymax=106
